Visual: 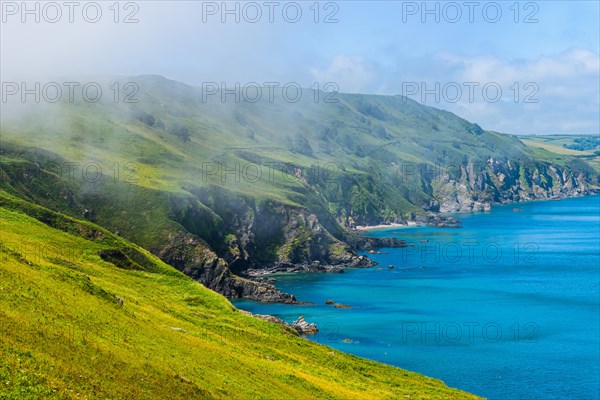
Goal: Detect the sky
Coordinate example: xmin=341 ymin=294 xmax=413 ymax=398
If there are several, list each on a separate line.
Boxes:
xmin=1 ymin=0 xmax=599 ymax=134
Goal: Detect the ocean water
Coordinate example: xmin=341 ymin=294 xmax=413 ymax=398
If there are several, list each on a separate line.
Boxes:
xmin=234 ymin=196 xmax=600 ymax=399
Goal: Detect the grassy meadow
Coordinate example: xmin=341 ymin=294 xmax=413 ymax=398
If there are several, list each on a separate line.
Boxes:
xmin=0 ymin=190 xmax=479 ymax=399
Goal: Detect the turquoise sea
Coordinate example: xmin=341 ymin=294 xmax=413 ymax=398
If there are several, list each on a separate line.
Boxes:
xmin=234 ymin=195 xmax=600 ymax=399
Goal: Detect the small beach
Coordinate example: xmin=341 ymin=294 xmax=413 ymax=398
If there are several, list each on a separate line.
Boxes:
xmin=353 ymin=221 xmax=418 ymax=231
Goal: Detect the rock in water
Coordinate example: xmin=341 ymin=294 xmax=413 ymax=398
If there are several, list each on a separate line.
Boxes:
xmin=241 ymin=311 xmax=319 ymax=336
xmin=291 ymin=316 xmax=318 ymax=335
xmin=333 ymin=304 xmax=352 ymax=309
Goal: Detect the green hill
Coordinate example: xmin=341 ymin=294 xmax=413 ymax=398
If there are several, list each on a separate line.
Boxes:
xmin=1 ymin=75 xmax=598 ymax=302
xmin=0 ymin=190 xmax=479 ymax=399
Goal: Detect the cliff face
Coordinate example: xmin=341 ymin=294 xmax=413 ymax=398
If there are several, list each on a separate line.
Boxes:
xmin=433 ymin=158 xmax=597 ymax=212
xmin=173 ymin=187 xmax=373 ymax=275
xmin=155 ymin=231 xmax=297 ymax=303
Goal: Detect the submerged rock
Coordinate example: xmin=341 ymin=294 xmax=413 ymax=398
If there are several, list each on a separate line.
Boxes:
xmin=333 ymin=304 xmax=351 ymax=309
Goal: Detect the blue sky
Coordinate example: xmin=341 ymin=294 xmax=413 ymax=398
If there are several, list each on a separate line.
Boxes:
xmin=2 ymin=0 xmax=599 ymax=134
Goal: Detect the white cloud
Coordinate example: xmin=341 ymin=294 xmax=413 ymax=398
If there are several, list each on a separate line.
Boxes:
xmin=392 ymin=49 xmax=600 ymax=134
xmin=443 ymin=48 xmax=599 ymax=84
xmin=309 ymin=55 xmax=378 ymax=94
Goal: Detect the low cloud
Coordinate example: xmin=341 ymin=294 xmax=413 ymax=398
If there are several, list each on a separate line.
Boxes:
xmin=310 ymin=55 xmax=379 ymax=94
xmin=376 ymin=48 xmax=600 ymax=134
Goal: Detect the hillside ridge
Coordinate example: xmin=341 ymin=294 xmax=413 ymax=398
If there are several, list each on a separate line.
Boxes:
xmin=1 ymin=74 xmax=598 ymax=302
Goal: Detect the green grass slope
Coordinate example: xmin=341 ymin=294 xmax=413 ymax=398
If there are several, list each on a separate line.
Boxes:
xmin=0 ymin=190 xmax=479 ymax=399
xmin=517 ymin=134 xmax=600 ymax=172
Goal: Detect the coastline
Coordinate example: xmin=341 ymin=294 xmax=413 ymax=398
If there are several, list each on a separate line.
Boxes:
xmin=245 ymin=194 xmax=599 ymax=301
xmin=353 ymin=193 xmax=599 ymax=232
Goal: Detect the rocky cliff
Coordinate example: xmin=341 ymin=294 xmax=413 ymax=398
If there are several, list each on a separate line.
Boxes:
xmin=433 ymin=158 xmax=597 ymax=212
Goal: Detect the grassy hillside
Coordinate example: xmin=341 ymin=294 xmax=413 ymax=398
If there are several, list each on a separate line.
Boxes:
xmin=3 ymin=75 xmax=593 ymax=214
xmin=517 ymin=134 xmax=600 ymax=172
xmin=0 ymin=190 xmax=479 ymax=399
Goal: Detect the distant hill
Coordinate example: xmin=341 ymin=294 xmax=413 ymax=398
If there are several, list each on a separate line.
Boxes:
xmin=517 ymin=134 xmax=600 ymax=164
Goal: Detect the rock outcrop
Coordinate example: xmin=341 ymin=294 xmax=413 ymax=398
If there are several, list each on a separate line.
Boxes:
xmin=291 ymin=316 xmax=319 ymax=334
xmin=241 ymin=311 xmax=318 ymax=335
xmin=170 ymin=188 xmax=376 ymax=297
xmin=155 ymin=231 xmax=296 ymax=303
xmin=350 ymin=236 xmax=408 ymax=251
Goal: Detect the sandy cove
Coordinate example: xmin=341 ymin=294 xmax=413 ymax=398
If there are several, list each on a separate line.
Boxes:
xmin=353 ymin=221 xmax=419 ymax=231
